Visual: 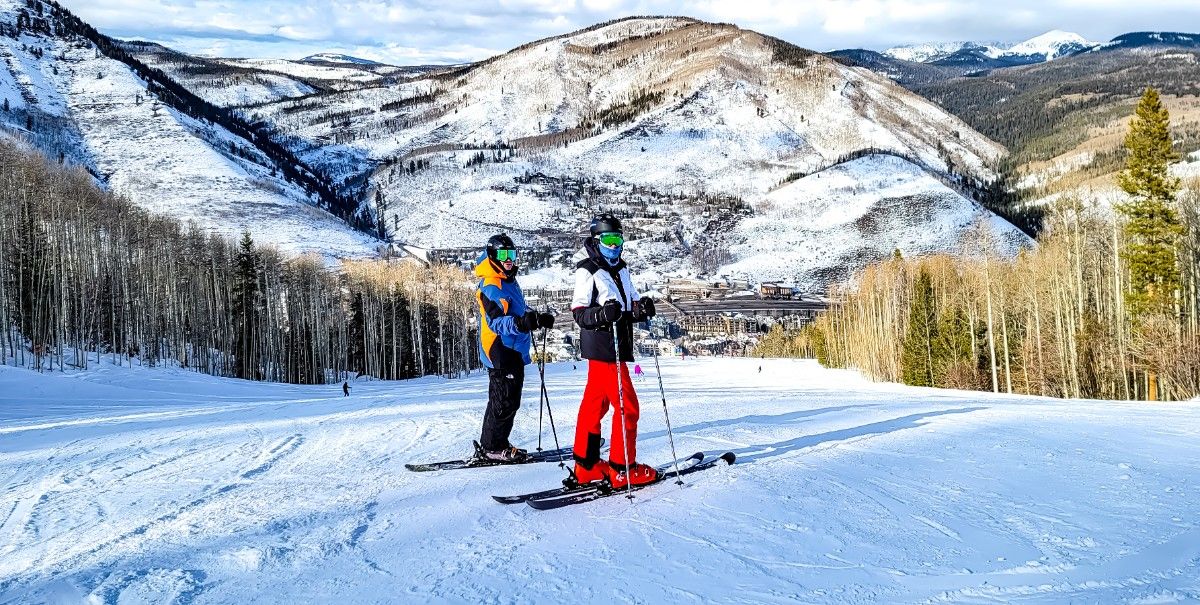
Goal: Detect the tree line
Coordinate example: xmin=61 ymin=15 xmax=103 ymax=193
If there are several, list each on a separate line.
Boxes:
xmin=759 ymin=88 xmax=1200 ymax=401
xmin=0 ymin=138 xmax=479 ymax=383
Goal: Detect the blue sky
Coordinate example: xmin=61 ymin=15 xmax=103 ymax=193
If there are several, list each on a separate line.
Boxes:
xmin=58 ymin=0 xmax=1200 ymax=65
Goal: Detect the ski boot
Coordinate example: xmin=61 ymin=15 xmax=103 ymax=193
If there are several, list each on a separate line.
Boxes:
xmin=564 ymin=460 xmax=610 ymax=489
xmin=472 ymin=441 xmax=528 ymax=464
xmin=606 ymin=462 xmax=658 ymax=490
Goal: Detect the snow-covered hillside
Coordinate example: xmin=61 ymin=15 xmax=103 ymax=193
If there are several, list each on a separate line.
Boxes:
xmin=121 ymin=41 xmax=318 ymax=107
xmin=1 ymin=357 xmax=1197 ymax=603
xmin=723 ymin=155 xmax=1028 ymax=286
xmin=237 ymin=16 xmax=1013 ymax=284
xmin=0 ymin=0 xmax=380 ymax=258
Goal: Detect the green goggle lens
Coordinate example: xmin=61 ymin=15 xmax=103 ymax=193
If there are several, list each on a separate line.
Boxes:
xmin=598 ymin=233 xmax=624 ymax=247
xmin=494 ymin=248 xmax=517 ymax=262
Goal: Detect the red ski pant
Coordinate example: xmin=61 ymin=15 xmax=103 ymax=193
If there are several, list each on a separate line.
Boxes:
xmin=573 ymin=360 xmax=640 ymax=470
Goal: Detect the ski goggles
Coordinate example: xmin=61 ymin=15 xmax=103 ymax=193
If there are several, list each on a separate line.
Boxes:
xmin=494 ymin=248 xmax=518 ymax=262
xmin=597 ymin=232 xmax=624 ymax=247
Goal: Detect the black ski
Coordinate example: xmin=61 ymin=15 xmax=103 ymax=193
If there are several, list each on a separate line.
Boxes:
xmin=492 ymin=452 xmax=705 ymax=505
xmin=525 ymin=452 xmax=735 ymax=510
xmin=405 ymin=441 xmax=589 ymax=472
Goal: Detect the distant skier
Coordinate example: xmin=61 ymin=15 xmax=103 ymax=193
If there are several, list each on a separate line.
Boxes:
xmin=633 ymin=363 xmax=644 ymax=381
xmin=474 ymin=233 xmax=554 ymax=462
xmin=568 ymin=214 xmax=658 ymax=489
xmin=342 ymin=381 xmax=350 ymax=396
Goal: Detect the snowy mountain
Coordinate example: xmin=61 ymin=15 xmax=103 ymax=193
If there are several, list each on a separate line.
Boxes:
xmin=237 ymin=16 xmax=1020 ymax=288
xmin=882 ymin=31 xmax=1091 ymax=69
xmin=1097 ymin=31 xmax=1200 ymax=51
xmin=2 ymin=356 xmax=1198 ymax=602
xmin=0 ymin=4 xmax=1025 ymax=288
xmin=1002 ymin=30 xmax=1091 ymax=61
xmin=913 ymin=41 xmax=1200 ymax=206
xmin=119 ymin=41 xmax=319 ymax=107
xmin=301 ymin=52 xmax=382 ymax=65
xmin=882 ymin=40 xmax=1003 ymax=63
xmin=0 ymin=0 xmax=381 ymax=258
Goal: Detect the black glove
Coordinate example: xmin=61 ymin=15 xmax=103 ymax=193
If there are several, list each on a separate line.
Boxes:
xmin=600 ymin=299 xmax=623 ymax=324
xmin=636 ymin=298 xmax=656 ymax=320
xmin=514 ymin=311 xmax=539 ymax=333
xmin=537 ymin=312 xmax=555 ymax=329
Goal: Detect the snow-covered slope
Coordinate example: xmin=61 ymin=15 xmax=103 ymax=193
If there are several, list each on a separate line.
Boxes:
xmin=121 ymin=41 xmax=318 ymax=107
xmin=723 ymin=155 xmax=1028 ymax=286
xmin=1 ymin=357 xmax=1197 ymax=603
xmin=0 ymin=0 xmax=379 ymax=258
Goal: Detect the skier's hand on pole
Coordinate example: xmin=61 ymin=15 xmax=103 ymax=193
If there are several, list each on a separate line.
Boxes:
xmin=600 ymin=299 xmax=622 ymax=324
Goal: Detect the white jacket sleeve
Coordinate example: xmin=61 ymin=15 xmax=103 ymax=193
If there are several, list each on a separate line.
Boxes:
xmin=571 ymin=267 xmax=593 ymax=310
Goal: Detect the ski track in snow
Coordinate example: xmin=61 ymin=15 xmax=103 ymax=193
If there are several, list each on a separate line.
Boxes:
xmin=1 ymin=358 xmax=1198 ymax=603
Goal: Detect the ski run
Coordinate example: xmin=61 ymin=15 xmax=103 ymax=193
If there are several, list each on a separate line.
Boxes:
xmin=2 ymin=356 xmax=1198 ymax=603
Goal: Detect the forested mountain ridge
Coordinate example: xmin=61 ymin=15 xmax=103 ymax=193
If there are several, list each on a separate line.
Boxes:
xmin=912 ymin=45 xmax=1200 ymax=202
xmin=833 ymin=30 xmax=1200 ymax=205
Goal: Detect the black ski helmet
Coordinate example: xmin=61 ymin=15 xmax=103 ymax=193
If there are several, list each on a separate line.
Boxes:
xmin=589 ymin=213 xmax=623 ymax=236
xmin=485 ymin=233 xmax=516 ymax=262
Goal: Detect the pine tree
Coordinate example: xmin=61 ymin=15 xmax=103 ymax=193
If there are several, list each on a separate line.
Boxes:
xmin=933 ymin=301 xmax=975 ymax=387
xmin=1117 ymin=87 xmax=1183 ymax=319
xmin=232 ymin=231 xmax=260 ymax=380
xmin=901 ymin=268 xmax=938 ymax=387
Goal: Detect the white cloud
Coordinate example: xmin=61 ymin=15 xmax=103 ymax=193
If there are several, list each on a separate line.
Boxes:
xmin=57 ymin=0 xmax=1200 ymax=63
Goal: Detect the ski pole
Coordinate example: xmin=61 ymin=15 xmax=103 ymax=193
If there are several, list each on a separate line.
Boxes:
xmin=651 ymin=340 xmax=684 ymax=485
xmin=611 ymin=315 xmax=635 ymax=501
xmin=538 ymin=324 xmax=565 ymax=467
xmin=536 ymin=327 xmax=546 ymax=452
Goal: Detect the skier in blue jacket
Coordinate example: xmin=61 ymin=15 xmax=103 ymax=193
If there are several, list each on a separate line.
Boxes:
xmin=474 ymin=234 xmax=554 ymax=462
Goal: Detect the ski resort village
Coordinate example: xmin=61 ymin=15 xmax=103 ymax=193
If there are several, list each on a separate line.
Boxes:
xmin=1 ymin=0 xmax=1199 ymax=603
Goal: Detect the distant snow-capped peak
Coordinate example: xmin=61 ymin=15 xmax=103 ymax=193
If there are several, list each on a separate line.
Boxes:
xmin=883 ymin=30 xmax=1092 ymax=64
xmin=1003 ymin=30 xmax=1091 ymax=59
xmin=301 ymin=53 xmax=379 ymax=65
xmin=882 ymin=41 xmax=994 ymax=63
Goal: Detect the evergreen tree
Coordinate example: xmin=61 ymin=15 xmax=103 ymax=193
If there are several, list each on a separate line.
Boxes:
xmin=901 ymin=269 xmax=938 ymax=387
xmin=232 ymin=231 xmax=260 ymax=380
xmin=933 ymin=301 xmax=975 ymax=386
xmin=1117 ymin=87 xmax=1184 ymax=318
xmin=809 ymin=324 xmax=829 ymax=366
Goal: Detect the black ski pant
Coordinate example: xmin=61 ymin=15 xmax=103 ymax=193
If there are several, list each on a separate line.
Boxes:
xmin=480 ymin=366 xmax=525 ymax=451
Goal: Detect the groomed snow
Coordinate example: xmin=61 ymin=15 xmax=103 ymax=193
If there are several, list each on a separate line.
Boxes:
xmin=2 ymin=357 xmax=1197 ymax=603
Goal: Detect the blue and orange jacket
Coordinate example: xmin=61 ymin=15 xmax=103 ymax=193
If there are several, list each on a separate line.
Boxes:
xmin=475 ymin=253 xmax=531 ymax=370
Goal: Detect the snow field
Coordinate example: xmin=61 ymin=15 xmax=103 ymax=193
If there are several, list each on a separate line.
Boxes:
xmin=1 ymin=357 xmax=1198 ymax=603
